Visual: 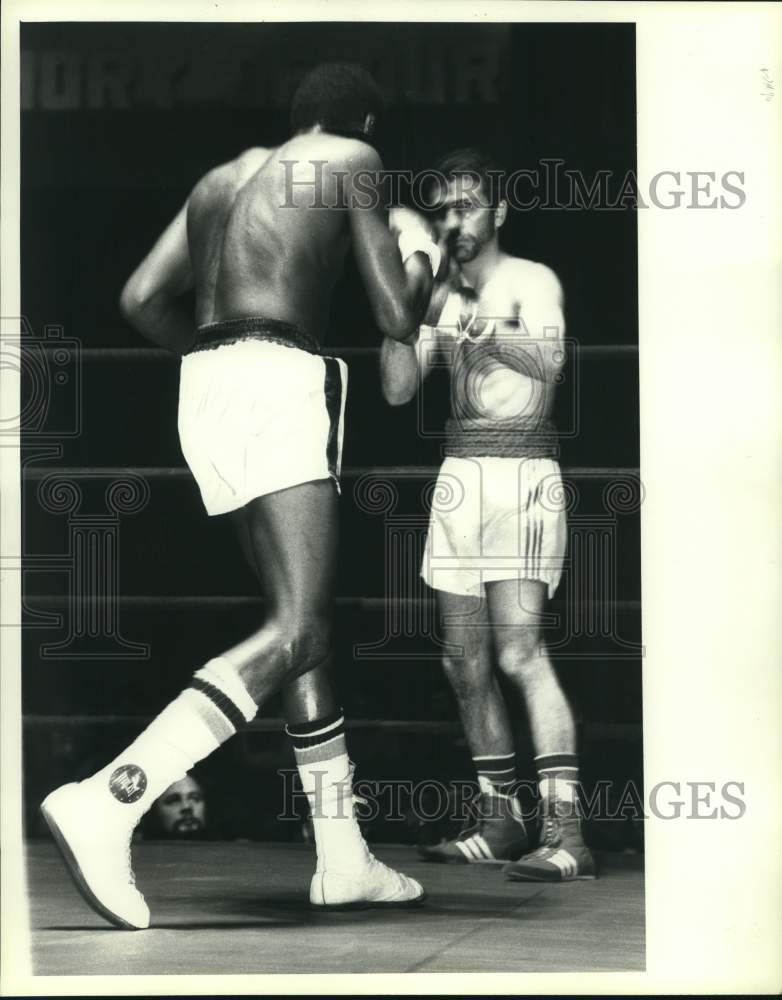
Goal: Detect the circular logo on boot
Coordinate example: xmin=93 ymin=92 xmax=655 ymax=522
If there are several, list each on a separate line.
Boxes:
xmin=109 ymin=764 xmax=147 ymax=803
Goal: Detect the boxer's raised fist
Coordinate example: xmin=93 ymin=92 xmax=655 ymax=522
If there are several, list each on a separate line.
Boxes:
xmin=389 ymin=206 xmax=447 ymax=283
xmin=388 ymin=205 xmax=433 ymax=240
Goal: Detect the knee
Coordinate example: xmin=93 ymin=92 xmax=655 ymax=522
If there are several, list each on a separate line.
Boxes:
xmin=442 ymin=653 xmax=489 ymax=700
xmin=495 ymin=629 xmax=542 ymax=681
xmin=275 ymin=615 xmax=332 ymax=679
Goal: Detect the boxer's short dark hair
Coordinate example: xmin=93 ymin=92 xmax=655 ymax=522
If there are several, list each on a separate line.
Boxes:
xmin=290 ymin=62 xmax=385 ymax=137
xmin=431 ymin=147 xmax=506 ymax=207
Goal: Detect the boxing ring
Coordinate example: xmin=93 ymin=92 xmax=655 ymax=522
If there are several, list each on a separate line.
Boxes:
xmin=27 ymin=842 xmax=644 ymax=975
xmin=20 ymin=339 xmax=644 ymax=975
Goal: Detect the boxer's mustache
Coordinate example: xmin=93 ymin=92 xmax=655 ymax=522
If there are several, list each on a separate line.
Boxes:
xmin=450 ymin=234 xmax=477 ymax=254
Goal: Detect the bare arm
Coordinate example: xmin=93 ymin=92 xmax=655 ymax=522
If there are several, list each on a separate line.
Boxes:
xmin=511 ymin=263 xmax=567 ymax=383
xmin=480 ymin=263 xmax=566 ymax=386
xmin=380 ymin=325 xmax=443 ymax=406
xmin=380 ymin=273 xmax=461 ymax=404
xmin=346 ymin=147 xmax=435 ymax=342
xmin=380 ymin=208 xmax=461 ymax=404
xmin=119 ymin=201 xmax=195 ymax=354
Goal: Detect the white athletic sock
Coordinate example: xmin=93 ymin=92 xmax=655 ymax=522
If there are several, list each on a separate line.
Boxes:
xmin=83 ymin=657 xmax=257 ymax=825
xmin=535 ymin=752 xmax=582 ymax=828
xmin=286 ymin=710 xmax=370 ymax=873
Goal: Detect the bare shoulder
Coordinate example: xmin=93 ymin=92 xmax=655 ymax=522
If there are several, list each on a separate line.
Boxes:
xmin=190 ymin=148 xmax=273 ymax=201
xmin=188 ymin=161 xmax=234 ymax=207
xmin=236 ymin=146 xmax=274 ymax=175
xmin=275 ymin=133 xmax=382 ymax=181
xmin=503 ymin=256 xmax=563 ymax=301
xmin=325 ymin=136 xmax=383 ymax=173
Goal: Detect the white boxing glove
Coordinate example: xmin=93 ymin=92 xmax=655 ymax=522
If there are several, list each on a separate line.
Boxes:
xmin=397 ymin=226 xmax=442 ymax=279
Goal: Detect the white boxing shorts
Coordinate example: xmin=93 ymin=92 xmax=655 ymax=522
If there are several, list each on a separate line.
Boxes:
xmin=421 ymin=455 xmax=567 ymax=599
xmin=178 ymin=318 xmax=347 ymax=516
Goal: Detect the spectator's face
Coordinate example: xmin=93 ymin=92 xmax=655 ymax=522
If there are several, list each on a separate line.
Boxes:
xmin=155 ymin=776 xmax=206 ymax=836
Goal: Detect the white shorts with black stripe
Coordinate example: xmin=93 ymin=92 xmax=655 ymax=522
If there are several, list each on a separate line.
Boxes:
xmin=178 ymin=339 xmax=347 ymax=516
xmin=421 ymin=456 xmax=567 ymax=599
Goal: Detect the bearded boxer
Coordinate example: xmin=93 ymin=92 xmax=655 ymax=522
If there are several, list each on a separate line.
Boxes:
xmin=381 ymin=148 xmax=595 ymax=882
xmin=41 ymin=63 xmax=441 ymax=929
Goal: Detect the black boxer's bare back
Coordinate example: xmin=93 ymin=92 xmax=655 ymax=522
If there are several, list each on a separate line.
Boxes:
xmin=187 ymin=133 xmax=366 ymax=348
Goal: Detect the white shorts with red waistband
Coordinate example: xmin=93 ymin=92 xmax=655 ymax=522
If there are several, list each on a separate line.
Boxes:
xmin=421 ymin=456 xmax=567 ymax=599
xmin=178 ymin=338 xmax=347 ymax=516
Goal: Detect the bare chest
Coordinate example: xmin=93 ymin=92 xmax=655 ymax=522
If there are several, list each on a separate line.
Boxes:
xmin=463 ymin=277 xmax=520 ymax=343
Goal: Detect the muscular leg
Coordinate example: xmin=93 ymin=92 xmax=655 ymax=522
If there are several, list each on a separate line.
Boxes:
xmin=419 ymin=589 xmax=528 ymax=864
xmin=42 ymin=477 xmax=423 ymax=925
xmin=489 ymin=579 xmax=595 ymax=880
xmin=230 ymin=488 xmax=338 ymax=724
xmin=229 ymin=482 xmax=423 ymax=901
xmin=218 ymin=480 xmax=336 ymax=705
xmin=486 ymin=578 xmax=575 ymax=755
xmin=438 ymin=590 xmax=512 ymax=758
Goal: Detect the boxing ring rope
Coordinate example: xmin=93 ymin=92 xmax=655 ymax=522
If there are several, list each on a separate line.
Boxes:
xmin=21 ymin=715 xmax=639 ymax=738
xmin=26 ymin=339 xmax=640 ymax=479
xmin=22 ymin=465 xmax=639 ymax=479
xmin=39 ymin=344 xmax=639 ymax=362
xmin=23 ymin=587 xmax=642 ymax=739
xmin=24 ymin=595 xmax=640 ymax=610
xmin=22 ymin=340 xmax=642 ymax=747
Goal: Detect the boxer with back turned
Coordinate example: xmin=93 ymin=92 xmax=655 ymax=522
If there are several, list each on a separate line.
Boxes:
xmin=41 ymin=63 xmax=441 ymax=928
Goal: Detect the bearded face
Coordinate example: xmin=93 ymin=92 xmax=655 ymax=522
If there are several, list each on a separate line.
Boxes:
xmin=432 ymin=176 xmax=499 ymax=263
xmin=154 ymin=776 xmax=206 ymax=837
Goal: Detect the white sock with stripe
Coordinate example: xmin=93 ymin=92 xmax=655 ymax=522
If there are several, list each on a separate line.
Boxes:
xmin=472 ymin=752 xmax=517 ymax=795
xmin=535 ymin=752 xmax=582 ymax=823
xmin=473 ymin=753 xmax=525 ymax=828
xmin=287 ymin=710 xmax=370 ymax=873
xmin=82 ymin=657 xmax=257 ymax=825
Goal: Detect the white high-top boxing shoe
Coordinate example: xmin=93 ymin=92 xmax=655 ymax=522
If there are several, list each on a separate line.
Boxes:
xmin=41 ymin=782 xmax=150 ymax=930
xmin=306 ymin=774 xmax=426 ymax=909
xmin=310 ymin=854 xmax=426 ymax=909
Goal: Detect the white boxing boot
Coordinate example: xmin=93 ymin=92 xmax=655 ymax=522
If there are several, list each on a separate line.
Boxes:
xmin=310 ymin=860 xmax=425 ymax=909
xmin=41 ymin=780 xmax=150 ymax=930
xmin=304 ymin=764 xmax=425 ymax=909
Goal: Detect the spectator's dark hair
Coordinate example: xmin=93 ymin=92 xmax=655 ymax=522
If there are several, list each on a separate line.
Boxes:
xmin=290 ymin=63 xmax=385 ymax=137
xmin=431 ymin=147 xmax=506 ymax=206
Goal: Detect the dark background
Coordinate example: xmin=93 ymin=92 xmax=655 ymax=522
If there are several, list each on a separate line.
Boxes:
xmin=20 ymin=22 xmax=641 ymax=848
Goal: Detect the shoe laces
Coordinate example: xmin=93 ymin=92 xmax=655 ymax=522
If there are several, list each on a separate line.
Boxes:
xmin=346 ymin=761 xmax=370 ymax=812
xmin=345 ymin=762 xmax=375 ymax=864
xmin=526 ymin=814 xmax=560 ymax=859
xmin=459 ymin=789 xmax=523 ymax=837
xmin=122 ymin=832 xmax=137 ymax=887
xmin=352 ymin=790 xmax=369 ymax=810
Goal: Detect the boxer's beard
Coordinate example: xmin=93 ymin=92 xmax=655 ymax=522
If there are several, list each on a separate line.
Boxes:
xmin=451 ymin=234 xmax=480 ymax=263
